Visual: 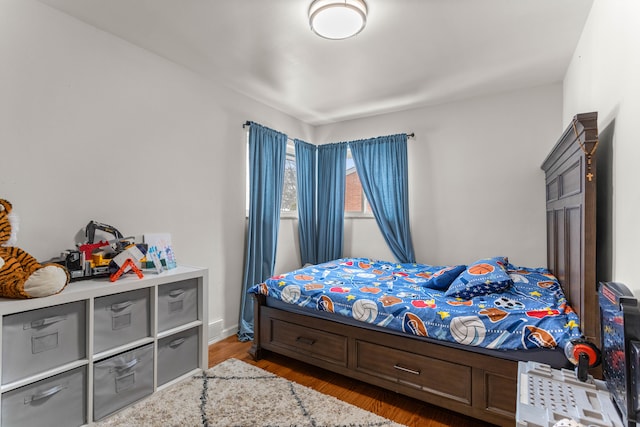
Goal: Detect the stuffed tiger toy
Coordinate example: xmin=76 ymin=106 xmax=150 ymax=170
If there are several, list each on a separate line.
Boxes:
xmin=0 ymin=198 xmax=69 ymax=299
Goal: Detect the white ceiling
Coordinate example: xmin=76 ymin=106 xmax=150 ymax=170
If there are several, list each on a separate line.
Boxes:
xmin=37 ymin=0 xmax=594 ymax=126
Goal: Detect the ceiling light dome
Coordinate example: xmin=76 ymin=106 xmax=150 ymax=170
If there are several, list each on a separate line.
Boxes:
xmin=309 ymin=0 xmax=368 ymax=40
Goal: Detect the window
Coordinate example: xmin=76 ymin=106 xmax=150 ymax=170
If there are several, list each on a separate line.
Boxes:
xmin=275 ymin=144 xmax=371 ymax=216
xmin=246 ymin=138 xmax=298 ymax=217
xmin=280 ymin=140 xmax=298 ymax=215
xmin=246 ymin=139 xmax=370 ymax=217
xmin=345 ymin=148 xmax=371 ymax=216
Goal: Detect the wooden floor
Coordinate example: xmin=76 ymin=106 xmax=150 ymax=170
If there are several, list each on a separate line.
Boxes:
xmin=208 ymin=335 xmax=496 ymax=427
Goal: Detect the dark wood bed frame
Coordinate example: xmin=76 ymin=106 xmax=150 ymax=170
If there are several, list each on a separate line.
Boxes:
xmin=250 ymin=112 xmax=600 ymax=426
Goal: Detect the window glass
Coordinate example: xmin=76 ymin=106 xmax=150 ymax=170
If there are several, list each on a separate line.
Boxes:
xmin=345 ymin=148 xmax=371 ymax=215
xmin=281 ymin=140 xmax=297 ymax=213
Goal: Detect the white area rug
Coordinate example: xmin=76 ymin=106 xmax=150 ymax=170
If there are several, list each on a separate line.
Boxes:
xmin=96 ymin=358 xmax=405 ymax=426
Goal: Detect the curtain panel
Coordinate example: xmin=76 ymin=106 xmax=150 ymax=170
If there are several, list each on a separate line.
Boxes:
xmin=349 ymin=134 xmax=416 ymax=263
xmin=316 ymin=142 xmax=347 ymax=264
xmin=238 ymin=122 xmax=287 ymax=341
xmin=294 ymin=139 xmax=318 ymax=266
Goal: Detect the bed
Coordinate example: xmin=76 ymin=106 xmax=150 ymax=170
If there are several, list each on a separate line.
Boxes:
xmin=249 ymin=112 xmax=600 ymax=426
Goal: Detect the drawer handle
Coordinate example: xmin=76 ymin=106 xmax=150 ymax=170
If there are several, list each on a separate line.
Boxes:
xmin=169 ymin=289 xmax=185 ymax=297
xmin=25 ymin=315 xmax=67 ymax=330
xmin=115 ymin=358 xmax=139 ymax=371
xmin=25 ymin=384 xmax=66 ymax=404
xmin=169 ymin=338 xmax=186 ymax=348
xmin=110 ymin=301 xmax=134 ymax=311
xmin=295 ymin=336 xmax=316 ymax=346
xmin=393 ymin=364 xmax=421 ymax=376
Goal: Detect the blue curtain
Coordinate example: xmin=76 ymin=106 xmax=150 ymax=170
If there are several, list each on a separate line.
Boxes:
xmin=294 ymin=139 xmax=317 ymax=266
xmin=349 ymin=134 xmax=416 ymax=263
xmin=316 ymin=142 xmax=347 ymax=264
xmin=238 ymin=122 xmax=287 ymax=341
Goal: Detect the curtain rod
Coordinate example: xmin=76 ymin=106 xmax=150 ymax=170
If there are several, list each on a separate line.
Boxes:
xmin=243 ymin=121 xmax=414 ymax=140
xmin=243 ymin=121 xmax=298 ymax=143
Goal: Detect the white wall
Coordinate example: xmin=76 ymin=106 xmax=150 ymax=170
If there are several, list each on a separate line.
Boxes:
xmin=0 ymin=0 xmax=313 ymax=342
xmin=313 ymin=84 xmax=562 ymax=267
xmin=563 ymin=0 xmax=640 ymax=294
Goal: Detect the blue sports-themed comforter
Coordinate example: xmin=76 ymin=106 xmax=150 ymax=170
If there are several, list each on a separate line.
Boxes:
xmin=249 ymin=258 xmax=582 ymax=351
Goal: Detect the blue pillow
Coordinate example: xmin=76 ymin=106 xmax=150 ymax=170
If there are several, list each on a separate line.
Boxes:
xmin=445 ymin=256 xmax=512 ymax=299
xmin=422 ymin=265 xmax=466 ymax=290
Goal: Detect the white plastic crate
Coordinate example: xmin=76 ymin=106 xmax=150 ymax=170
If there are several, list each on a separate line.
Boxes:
xmin=516 ymin=361 xmax=623 ymax=427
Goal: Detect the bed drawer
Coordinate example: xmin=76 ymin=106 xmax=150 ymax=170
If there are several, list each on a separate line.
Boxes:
xmin=268 ymin=318 xmax=347 ymax=366
xmin=355 ymin=340 xmax=472 ymax=405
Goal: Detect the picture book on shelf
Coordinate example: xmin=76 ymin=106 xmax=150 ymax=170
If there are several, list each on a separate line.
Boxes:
xmin=143 ymin=233 xmax=177 ymax=270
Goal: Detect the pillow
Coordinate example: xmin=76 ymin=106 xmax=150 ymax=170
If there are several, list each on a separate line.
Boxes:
xmin=422 ymin=265 xmax=466 ymax=290
xmin=506 ymin=263 xmax=550 ymax=275
xmin=445 ymin=256 xmax=512 ymax=299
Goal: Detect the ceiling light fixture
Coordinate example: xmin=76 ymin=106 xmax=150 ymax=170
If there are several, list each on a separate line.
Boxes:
xmin=308 ymin=0 xmax=368 ymax=40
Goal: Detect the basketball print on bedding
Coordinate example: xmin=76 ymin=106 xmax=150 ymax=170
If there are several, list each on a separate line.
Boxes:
xmin=468 ymin=263 xmax=495 ymax=275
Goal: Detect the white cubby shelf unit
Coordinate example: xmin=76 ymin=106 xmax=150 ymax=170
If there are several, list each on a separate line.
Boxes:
xmin=0 ymin=264 xmax=208 ymax=426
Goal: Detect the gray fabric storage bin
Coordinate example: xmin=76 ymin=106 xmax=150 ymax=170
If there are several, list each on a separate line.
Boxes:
xmin=157 ymin=279 xmax=198 ymax=332
xmin=2 ymin=301 xmax=86 ymax=384
xmin=94 ymin=288 xmax=150 ymax=354
xmin=1 ymin=366 xmax=86 ymax=427
xmin=93 ymin=343 xmax=153 ymax=421
xmin=157 ymin=327 xmax=199 ymax=386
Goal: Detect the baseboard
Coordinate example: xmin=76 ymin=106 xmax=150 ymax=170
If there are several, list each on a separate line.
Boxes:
xmin=207 ymin=319 xmax=238 ymax=344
